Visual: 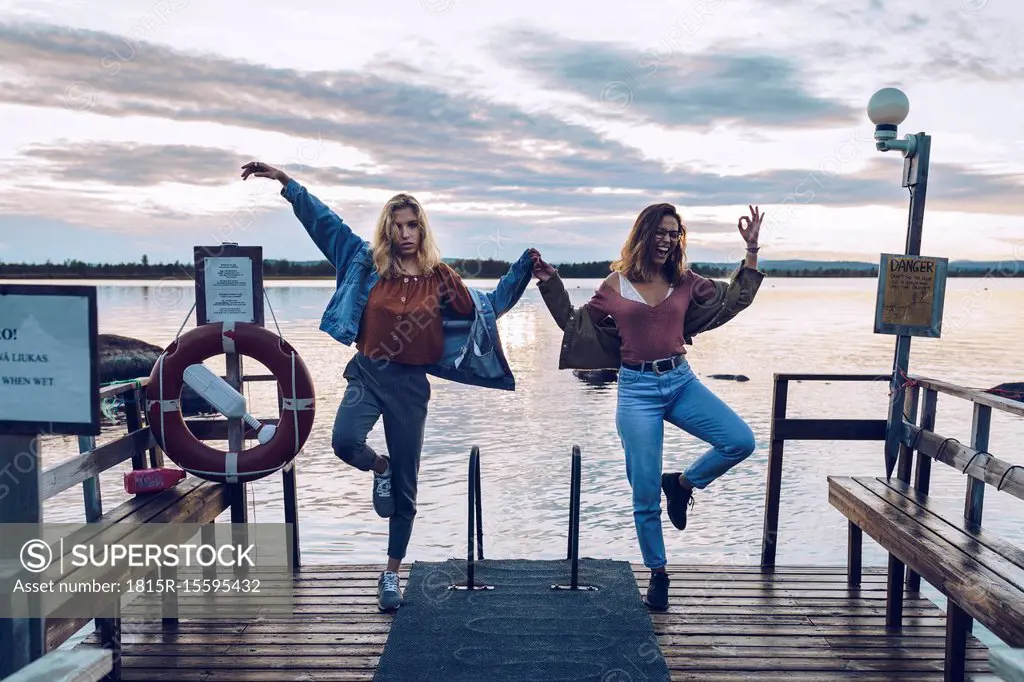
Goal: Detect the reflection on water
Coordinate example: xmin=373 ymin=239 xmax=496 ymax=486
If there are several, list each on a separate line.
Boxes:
xmin=24 ymin=277 xmax=1024 ymax=569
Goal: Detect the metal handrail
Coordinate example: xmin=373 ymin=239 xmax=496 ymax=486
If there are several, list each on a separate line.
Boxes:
xmin=450 ymin=446 xmax=489 ymax=591
xmin=553 ymin=445 xmax=595 ymax=591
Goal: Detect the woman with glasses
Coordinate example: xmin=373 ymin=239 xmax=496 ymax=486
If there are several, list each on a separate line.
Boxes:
xmin=529 ymin=203 xmax=765 ymax=611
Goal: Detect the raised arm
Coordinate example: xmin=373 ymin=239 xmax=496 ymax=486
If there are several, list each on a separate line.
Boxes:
xmin=487 ymin=249 xmax=534 ymax=318
xmin=531 ymin=249 xmax=573 ymax=329
xmin=683 ymin=263 xmax=765 ymax=339
xmin=532 ymin=249 xmax=612 ymax=329
xmin=241 ymin=161 xmax=367 ymax=270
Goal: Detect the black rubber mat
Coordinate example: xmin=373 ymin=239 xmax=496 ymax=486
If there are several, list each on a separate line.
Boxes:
xmin=372 ymin=558 xmax=671 ymax=681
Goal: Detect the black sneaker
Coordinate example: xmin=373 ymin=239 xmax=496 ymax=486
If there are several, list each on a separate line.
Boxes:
xmin=662 ymin=472 xmax=694 ymax=531
xmin=644 ymin=570 xmax=670 ymax=611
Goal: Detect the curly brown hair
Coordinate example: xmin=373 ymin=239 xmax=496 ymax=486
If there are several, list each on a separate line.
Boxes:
xmin=611 ymin=203 xmax=688 ymax=286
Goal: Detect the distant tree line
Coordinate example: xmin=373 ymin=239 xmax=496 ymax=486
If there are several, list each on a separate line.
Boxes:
xmin=1 ymin=257 xmax=1021 ymax=279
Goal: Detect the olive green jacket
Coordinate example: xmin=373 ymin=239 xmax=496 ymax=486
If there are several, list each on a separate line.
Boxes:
xmin=536 ymin=263 xmax=766 ymax=370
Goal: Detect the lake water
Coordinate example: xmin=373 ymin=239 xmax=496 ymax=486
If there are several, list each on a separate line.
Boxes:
xmin=20 ymin=276 xmax=1024 ymax=573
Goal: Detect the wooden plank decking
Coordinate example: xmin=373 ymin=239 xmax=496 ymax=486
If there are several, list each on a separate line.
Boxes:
xmin=77 ymin=564 xmax=993 ymax=681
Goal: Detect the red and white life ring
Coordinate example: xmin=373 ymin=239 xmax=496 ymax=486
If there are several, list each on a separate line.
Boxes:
xmin=145 ymin=322 xmax=315 ymax=484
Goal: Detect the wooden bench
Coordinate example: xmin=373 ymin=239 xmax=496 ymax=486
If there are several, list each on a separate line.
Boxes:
xmin=42 ymin=475 xmax=230 ymax=676
xmin=3 ymin=649 xmax=112 ymax=682
xmin=1 ymin=380 xmax=245 ymax=681
xmin=828 ymin=377 xmax=1024 ymax=682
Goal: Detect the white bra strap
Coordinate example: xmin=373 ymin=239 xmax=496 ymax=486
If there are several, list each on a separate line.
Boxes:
xmin=618 ymin=272 xmax=673 ymax=304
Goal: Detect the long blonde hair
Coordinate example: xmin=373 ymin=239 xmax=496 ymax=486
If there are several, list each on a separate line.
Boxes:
xmin=371 ymin=193 xmax=442 ymax=278
xmin=611 ymin=203 xmax=689 ymax=286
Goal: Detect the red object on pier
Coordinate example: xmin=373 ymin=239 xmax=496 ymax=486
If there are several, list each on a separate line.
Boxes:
xmin=124 ymin=467 xmax=186 ymax=494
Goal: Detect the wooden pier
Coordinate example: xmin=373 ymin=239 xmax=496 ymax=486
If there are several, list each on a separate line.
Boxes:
xmin=78 ymin=563 xmax=993 ymax=681
xmin=2 ymin=371 xmax=1021 ymax=681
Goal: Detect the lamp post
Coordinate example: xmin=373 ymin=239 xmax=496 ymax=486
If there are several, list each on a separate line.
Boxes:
xmin=867 ymin=87 xmax=932 ymax=481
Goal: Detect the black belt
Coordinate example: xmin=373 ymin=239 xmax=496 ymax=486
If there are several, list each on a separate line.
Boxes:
xmin=621 ymin=352 xmax=686 ymax=375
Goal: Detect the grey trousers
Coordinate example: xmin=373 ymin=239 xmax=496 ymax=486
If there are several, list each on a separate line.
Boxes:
xmin=331 ymin=353 xmax=431 ymax=561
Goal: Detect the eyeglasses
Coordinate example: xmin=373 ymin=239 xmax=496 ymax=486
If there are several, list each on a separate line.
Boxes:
xmin=654 ymin=229 xmax=683 ymax=241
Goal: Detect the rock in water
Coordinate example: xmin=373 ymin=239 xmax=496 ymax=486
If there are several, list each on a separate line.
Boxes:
xmin=573 ymin=369 xmax=618 ymax=384
xmin=98 ymin=334 xmax=164 ymax=384
xmin=97 ymin=334 xmax=214 ymax=415
xmin=988 ymin=382 xmax=1024 ymax=402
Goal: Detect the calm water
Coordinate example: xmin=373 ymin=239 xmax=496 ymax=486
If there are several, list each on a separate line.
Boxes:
xmin=22 ymin=277 xmax=1024 ymax=571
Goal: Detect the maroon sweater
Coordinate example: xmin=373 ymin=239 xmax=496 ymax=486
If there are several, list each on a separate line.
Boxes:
xmin=586 ymin=271 xmax=717 ymax=365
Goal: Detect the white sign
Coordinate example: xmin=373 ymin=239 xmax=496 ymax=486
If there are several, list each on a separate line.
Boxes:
xmin=0 ymin=292 xmax=93 ymax=427
xmin=203 ymin=256 xmax=255 ymax=323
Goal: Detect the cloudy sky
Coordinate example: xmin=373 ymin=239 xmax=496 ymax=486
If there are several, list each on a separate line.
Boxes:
xmin=1 ymin=0 xmax=1022 ymax=265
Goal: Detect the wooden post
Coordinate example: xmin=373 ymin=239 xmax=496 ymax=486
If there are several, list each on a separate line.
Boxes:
xmin=97 ymin=598 xmax=121 ymax=682
xmin=194 ymin=243 xmax=262 ymax=577
xmin=913 ymin=389 xmax=938 ymax=494
xmin=896 ymin=382 xmax=919 ymax=601
xmin=896 ymin=384 xmax=920 ymax=483
xmin=847 ymin=521 xmax=862 ymax=587
xmin=226 ymin=352 xmax=249 ymax=582
xmin=959 ymin=401 xmax=990 ymax=638
xmin=885 ymin=552 xmax=905 ymax=631
xmin=945 ymin=602 xmax=970 ymax=682
xmin=280 ymin=384 xmax=301 ymax=571
xmin=760 ymin=376 xmax=788 ymax=571
xmin=123 ymin=388 xmax=147 ymax=471
xmin=907 ymin=388 xmax=938 ymax=592
xmin=78 ymin=435 xmax=103 ymax=523
xmin=226 ymin=351 xmax=248 ymax=525
xmin=0 ymin=434 xmax=45 ymax=677
xmin=965 ymin=403 xmax=991 ymax=526
xmin=201 ymin=523 xmax=218 ymax=581
xmin=78 ymin=433 xmax=105 ymax=637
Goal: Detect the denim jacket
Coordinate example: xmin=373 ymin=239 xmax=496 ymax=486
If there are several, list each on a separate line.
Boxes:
xmin=280 ymin=180 xmax=532 ymax=390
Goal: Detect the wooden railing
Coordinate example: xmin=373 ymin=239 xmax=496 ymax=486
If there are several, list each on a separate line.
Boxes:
xmin=760 ymin=371 xmax=1023 ymax=572
xmin=44 ymin=375 xmax=299 ymax=548
xmin=896 ymin=374 xmax=1024 ymax=592
xmin=760 ymin=372 xmax=891 ymax=570
xmin=1 ymin=372 xmax=302 ymax=679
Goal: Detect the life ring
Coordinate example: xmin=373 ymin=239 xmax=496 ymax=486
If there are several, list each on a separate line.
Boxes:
xmin=145 ymin=322 xmax=315 ymax=484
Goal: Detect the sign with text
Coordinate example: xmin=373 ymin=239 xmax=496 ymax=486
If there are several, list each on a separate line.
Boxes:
xmin=194 ymin=245 xmax=264 ymax=326
xmin=874 ymin=254 xmax=948 ymax=337
xmin=0 ymin=285 xmax=100 ymax=435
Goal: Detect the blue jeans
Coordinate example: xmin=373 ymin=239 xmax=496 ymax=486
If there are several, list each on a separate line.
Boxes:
xmin=615 ymin=359 xmax=756 ymax=569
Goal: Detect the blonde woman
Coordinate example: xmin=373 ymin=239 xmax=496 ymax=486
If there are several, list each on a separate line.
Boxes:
xmin=241 ymin=161 xmax=535 ymax=611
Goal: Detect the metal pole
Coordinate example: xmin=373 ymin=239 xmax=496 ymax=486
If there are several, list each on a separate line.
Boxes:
xmin=466 ymin=447 xmax=478 ymax=589
xmin=566 ymin=450 xmax=576 ymax=561
xmin=552 ymin=445 xmax=597 ymax=591
xmin=474 ymin=448 xmax=483 ymax=560
xmin=570 ymin=445 xmax=581 ymax=589
xmin=884 ymin=133 xmax=930 ymax=481
xmin=449 ymin=447 xmax=492 ymax=592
